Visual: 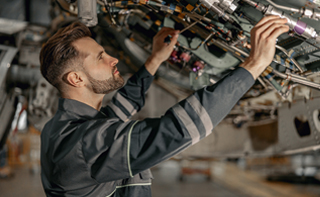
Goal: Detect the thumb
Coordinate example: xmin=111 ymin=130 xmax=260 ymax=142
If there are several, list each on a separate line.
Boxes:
xmin=169 ymin=32 xmax=179 ymax=47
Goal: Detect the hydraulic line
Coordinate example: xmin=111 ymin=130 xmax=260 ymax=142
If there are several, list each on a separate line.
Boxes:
xmin=241 ymin=0 xmax=265 ymax=12
xmin=209 ymin=38 xmax=296 ymax=71
xmin=208 ymin=38 xmax=320 ymax=91
xmin=242 ymin=0 xmax=320 ymax=20
xmin=264 ymin=0 xmax=299 ymax=13
xmin=272 ymin=68 xmax=320 ymax=90
xmin=182 ymin=12 xmax=212 ymax=24
xmin=199 ymin=0 xmax=242 ymax=29
xmin=101 ymin=0 xmax=184 ymax=14
xmin=191 ymin=3 xmax=202 ymax=13
xmin=274 ymin=55 xmax=296 ymax=71
xmin=257 ymin=76 xmax=269 ymax=90
xmin=180 ymin=33 xmax=214 ymax=50
xmin=179 ymin=12 xmax=209 ymax=34
xmin=180 ymin=20 xmax=199 ymax=33
xmin=261 ymin=67 xmax=283 ymax=93
xmin=208 ymin=39 xmax=247 ymax=61
xmin=275 ymin=45 xmax=303 ymax=72
xmin=242 ymin=0 xmax=320 ymax=42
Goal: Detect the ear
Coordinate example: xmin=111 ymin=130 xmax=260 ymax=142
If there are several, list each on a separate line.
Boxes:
xmin=65 ymin=71 xmax=86 ymax=88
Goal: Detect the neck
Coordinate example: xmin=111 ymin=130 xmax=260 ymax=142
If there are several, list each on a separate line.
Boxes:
xmin=62 ymin=90 xmax=104 ymax=111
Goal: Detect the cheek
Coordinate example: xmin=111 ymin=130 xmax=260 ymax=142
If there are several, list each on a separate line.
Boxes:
xmin=92 ymin=67 xmax=114 ymax=80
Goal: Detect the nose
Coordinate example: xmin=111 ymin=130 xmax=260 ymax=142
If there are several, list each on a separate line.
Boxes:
xmin=111 ymin=57 xmax=118 ymax=67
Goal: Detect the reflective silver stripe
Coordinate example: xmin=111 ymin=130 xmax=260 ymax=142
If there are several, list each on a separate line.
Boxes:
xmin=127 ymin=120 xmax=139 ymax=178
xmin=108 ymin=102 xmax=128 ymax=121
xmin=106 ymin=183 xmax=152 ymax=197
xmin=186 ymin=95 xmax=213 ymax=137
xmin=116 ymin=183 xmax=152 ymax=189
xmin=172 ymin=104 xmax=200 ymax=145
xmin=115 ymin=92 xmax=137 ymax=115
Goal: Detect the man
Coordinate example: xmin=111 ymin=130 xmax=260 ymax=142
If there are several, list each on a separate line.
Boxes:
xmin=40 ymin=16 xmax=289 ymax=196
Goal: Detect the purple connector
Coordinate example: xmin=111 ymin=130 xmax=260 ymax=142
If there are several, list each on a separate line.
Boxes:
xmin=294 ymin=20 xmax=307 ymax=35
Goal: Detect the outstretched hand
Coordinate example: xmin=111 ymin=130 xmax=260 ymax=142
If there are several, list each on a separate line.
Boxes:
xmin=151 ymin=27 xmax=180 ymax=63
xmin=145 ymin=27 xmax=180 ymax=75
xmin=240 ymin=15 xmax=289 ymax=79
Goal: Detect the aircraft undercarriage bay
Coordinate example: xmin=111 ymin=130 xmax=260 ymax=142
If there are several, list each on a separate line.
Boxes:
xmin=1 ymin=0 xmax=320 ymax=157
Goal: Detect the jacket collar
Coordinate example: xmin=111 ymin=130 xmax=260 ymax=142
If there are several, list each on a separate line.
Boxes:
xmin=58 ymin=98 xmax=106 ymax=119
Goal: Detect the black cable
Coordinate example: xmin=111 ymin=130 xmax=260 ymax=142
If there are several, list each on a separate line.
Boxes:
xmin=104 ymin=0 xmax=117 ymax=26
xmin=110 ymin=0 xmax=115 ymax=16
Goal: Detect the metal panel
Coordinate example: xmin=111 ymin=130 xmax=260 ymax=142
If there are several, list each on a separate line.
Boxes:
xmin=0 ymin=45 xmax=18 ymax=149
xmin=0 ymin=45 xmax=18 ymax=86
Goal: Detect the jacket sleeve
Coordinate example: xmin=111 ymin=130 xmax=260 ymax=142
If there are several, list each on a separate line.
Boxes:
xmin=128 ymin=67 xmax=255 ymax=175
xmin=100 ymin=65 xmax=154 ymax=122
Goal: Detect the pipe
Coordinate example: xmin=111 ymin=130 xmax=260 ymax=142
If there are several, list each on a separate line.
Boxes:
xmin=272 ymin=69 xmax=320 ymax=90
xmin=275 ymin=45 xmax=303 ymax=72
xmin=241 ymin=0 xmax=265 ymax=11
xmin=242 ymin=0 xmax=320 ymax=42
xmin=209 ymin=39 xmax=320 ymax=90
xmin=264 ymin=0 xmax=299 ymax=13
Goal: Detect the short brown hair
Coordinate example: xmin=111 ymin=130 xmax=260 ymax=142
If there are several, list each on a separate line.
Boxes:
xmin=40 ymin=21 xmax=92 ymax=90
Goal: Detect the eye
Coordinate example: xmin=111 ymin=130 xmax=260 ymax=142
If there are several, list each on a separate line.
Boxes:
xmin=99 ymin=53 xmax=103 ymax=60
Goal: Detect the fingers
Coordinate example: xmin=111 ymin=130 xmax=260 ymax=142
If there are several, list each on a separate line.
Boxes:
xmin=259 ymin=22 xmax=289 ymax=41
xmin=251 ymin=16 xmax=288 ymax=45
xmin=154 ymin=27 xmax=174 ymax=38
xmin=155 ymin=27 xmax=178 ymax=39
xmin=168 ymin=31 xmax=179 ymax=47
xmin=268 ymin=25 xmax=290 ymax=40
xmin=154 ymin=27 xmax=179 ymax=47
xmin=253 ymin=18 xmax=287 ymax=35
xmin=255 ymin=15 xmax=280 ymax=27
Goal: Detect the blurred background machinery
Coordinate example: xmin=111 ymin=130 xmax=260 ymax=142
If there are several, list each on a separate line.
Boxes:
xmin=2 ymin=0 xmax=320 ymax=196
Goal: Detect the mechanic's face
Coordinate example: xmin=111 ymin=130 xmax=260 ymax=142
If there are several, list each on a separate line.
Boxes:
xmin=74 ymin=37 xmax=124 ymax=94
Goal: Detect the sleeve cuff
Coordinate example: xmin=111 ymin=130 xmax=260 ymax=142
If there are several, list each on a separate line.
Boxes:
xmin=236 ymin=67 xmax=255 ymax=85
xmin=135 ymin=65 xmax=154 ymax=79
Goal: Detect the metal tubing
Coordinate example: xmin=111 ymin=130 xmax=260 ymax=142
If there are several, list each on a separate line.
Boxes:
xmin=273 ymin=69 xmax=320 ymax=90
xmin=275 ymin=45 xmax=303 ymax=72
xmin=241 ymin=0 xmax=265 ymax=11
xmin=211 ymin=40 xmax=320 ymax=90
xmin=264 ymin=0 xmax=299 ymax=13
xmin=264 ymin=5 xmax=319 ymax=41
xmin=210 ymin=39 xmax=247 ymax=61
xmin=257 ymin=76 xmax=269 ymax=90
xmin=241 ymin=0 xmax=257 ymax=7
xmin=180 ymin=33 xmax=214 ymax=50
xmin=243 ymin=0 xmax=320 ymax=41
xmin=180 ymin=20 xmax=200 ymax=34
xmin=183 ymin=12 xmax=212 ymax=23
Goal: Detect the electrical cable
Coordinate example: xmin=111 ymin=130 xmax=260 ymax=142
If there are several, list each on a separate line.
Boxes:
xmin=275 ymin=45 xmax=304 ymax=72
xmin=103 ymin=0 xmax=120 ymax=25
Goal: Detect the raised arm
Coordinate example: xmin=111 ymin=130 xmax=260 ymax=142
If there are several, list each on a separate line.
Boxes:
xmin=100 ymin=28 xmax=180 ymax=121
xmin=101 ymin=66 xmax=154 ymax=121
xmin=128 ymin=16 xmax=289 ymax=174
xmin=84 ymin=16 xmax=289 ymax=182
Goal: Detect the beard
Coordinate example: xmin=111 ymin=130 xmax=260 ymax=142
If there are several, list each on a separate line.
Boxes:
xmin=84 ymin=68 xmax=124 ymax=94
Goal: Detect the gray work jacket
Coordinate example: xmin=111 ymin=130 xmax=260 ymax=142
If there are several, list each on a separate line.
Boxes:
xmin=40 ymin=66 xmax=254 ymax=197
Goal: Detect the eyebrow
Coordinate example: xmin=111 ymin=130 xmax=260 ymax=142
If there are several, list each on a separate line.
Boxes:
xmin=96 ymin=50 xmax=104 ymax=60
